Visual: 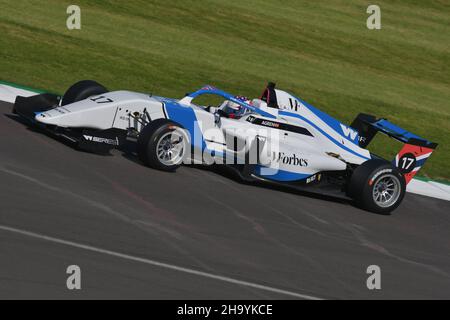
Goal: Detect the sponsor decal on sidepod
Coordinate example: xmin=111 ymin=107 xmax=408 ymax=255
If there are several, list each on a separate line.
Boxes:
xmin=272 ymin=152 xmax=308 ymax=167
xmin=83 ymin=135 xmax=119 ymax=146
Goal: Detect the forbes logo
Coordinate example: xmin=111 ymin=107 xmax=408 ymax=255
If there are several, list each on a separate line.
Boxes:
xmin=340 ymin=124 xmax=358 ymax=141
xmin=272 ymin=152 xmax=308 ymax=167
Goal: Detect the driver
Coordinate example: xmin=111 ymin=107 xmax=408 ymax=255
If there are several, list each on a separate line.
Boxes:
xmin=218 ymin=95 xmax=251 ymax=119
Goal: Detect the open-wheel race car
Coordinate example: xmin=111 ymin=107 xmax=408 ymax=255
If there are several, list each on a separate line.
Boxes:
xmin=13 ymin=80 xmax=437 ymax=213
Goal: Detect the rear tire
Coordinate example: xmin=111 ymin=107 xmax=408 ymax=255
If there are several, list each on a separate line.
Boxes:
xmin=137 ymin=119 xmax=188 ymax=172
xmin=61 ymin=80 xmax=108 ymax=106
xmin=348 ymin=160 xmax=406 ymax=214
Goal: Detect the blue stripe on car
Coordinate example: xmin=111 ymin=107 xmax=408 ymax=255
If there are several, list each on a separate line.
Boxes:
xmin=290 ymin=94 xmax=359 ymax=144
xmin=254 ymin=165 xmax=311 ymax=182
xmin=372 ymin=119 xmax=423 ymax=142
xmin=279 ymin=110 xmax=370 ymax=160
xmin=415 ymin=158 xmax=428 ymax=167
xmin=163 ymin=102 xmax=206 ymax=151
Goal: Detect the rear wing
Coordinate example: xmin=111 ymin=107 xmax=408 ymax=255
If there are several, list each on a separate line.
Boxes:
xmin=351 ymin=113 xmax=438 ymax=184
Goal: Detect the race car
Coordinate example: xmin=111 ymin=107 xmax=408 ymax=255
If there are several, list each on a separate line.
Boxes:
xmin=13 ymin=80 xmax=438 ymax=214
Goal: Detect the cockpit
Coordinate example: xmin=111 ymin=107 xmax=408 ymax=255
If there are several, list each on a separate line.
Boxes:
xmin=178 ymin=83 xmax=279 ymax=120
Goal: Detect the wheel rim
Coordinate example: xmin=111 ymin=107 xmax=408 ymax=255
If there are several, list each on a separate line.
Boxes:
xmin=156 ymin=131 xmax=185 ymax=166
xmin=372 ymin=174 xmax=401 ymax=208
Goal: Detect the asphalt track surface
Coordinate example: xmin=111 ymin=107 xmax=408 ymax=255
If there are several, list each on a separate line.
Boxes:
xmin=0 ymin=100 xmax=449 ymax=299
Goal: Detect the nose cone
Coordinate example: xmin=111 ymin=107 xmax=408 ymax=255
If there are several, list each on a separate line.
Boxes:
xmin=35 ymin=112 xmax=58 ymax=125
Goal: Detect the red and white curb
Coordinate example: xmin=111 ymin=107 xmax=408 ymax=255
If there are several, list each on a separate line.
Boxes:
xmin=1 ymin=82 xmax=449 ymax=201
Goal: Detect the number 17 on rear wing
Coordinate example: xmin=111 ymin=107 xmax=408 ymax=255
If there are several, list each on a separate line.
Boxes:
xmin=351 ymin=114 xmax=438 ymax=184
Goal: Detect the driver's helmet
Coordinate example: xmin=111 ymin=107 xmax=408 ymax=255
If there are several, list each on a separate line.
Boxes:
xmin=219 ymin=96 xmax=251 ymax=119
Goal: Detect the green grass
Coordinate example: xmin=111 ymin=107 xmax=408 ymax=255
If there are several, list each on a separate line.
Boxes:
xmin=0 ymin=0 xmax=449 ymax=179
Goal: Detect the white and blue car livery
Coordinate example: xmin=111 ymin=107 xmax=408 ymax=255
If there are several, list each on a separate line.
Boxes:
xmin=14 ymin=80 xmax=437 ymax=213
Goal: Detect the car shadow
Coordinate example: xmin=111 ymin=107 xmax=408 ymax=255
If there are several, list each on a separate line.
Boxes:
xmin=197 ymin=163 xmax=352 ymax=205
xmin=120 ymin=148 xmax=354 ymax=208
xmin=204 ymin=165 xmax=390 ymax=214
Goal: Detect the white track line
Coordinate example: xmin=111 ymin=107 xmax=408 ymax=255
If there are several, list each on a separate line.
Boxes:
xmin=0 ymin=225 xmax=322 ymax=300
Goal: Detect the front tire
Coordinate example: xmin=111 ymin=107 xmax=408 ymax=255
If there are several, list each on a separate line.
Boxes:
xmin=348 ymin=160 xmax=406 ymax=214
xmin=137 ymin=119 xmax=188 ymax=172
xmin=61 ymin=80 xmax=108 ymax=106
